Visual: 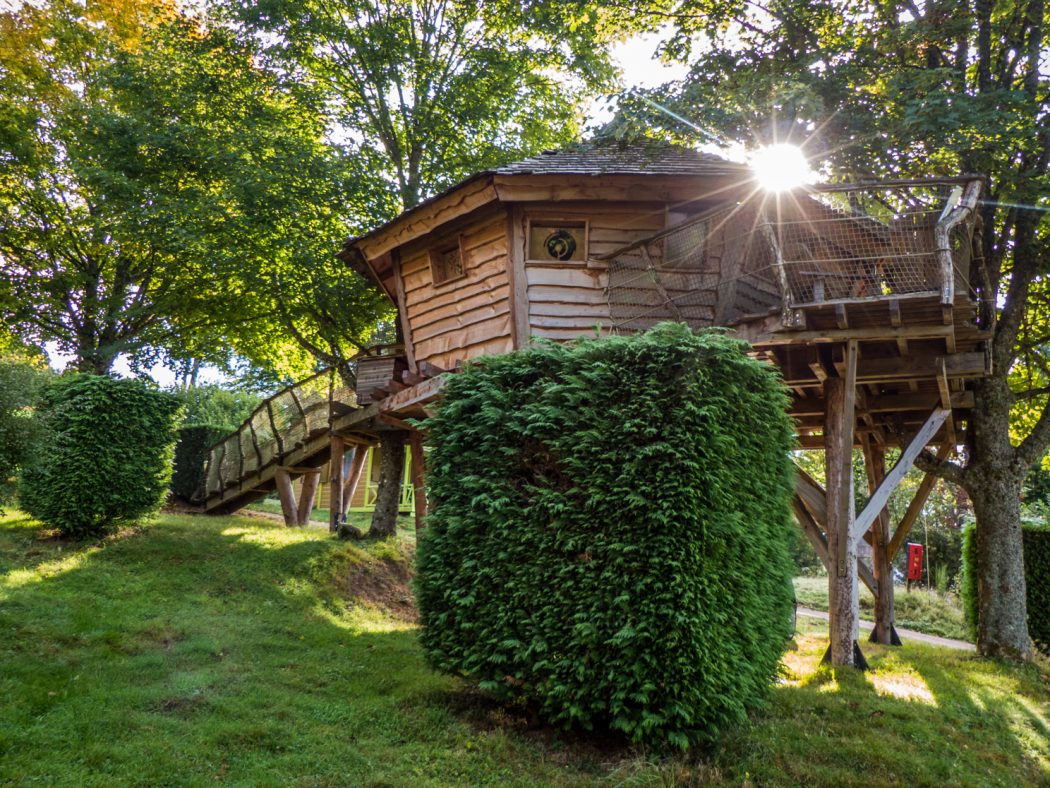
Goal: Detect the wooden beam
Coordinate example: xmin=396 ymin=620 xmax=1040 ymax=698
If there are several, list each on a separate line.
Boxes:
xmin=376 ymin=413 xmax=417 ymax=432
xmin=274 ymin=468 xmax=298 ymax=527
xmin=824 ymin=340 xmax=862 ymax=666
xmin=779 ymin=351 xmax=985 ymax=387
xmin=795 ymin=467 xmax=828 ymax=526
xmin=297 ymin=470 xmax=321 ymax=526
xmin=329 ymin=436 xmax=344 ymax=533
xmin=850 ymin=407 xmax=950 ymax=545
xmin=887 ymin=443 xmax=952 ymax=560
xmin=417 ymin=360 xmax=448 ymax=378
xmin=937 ymin=358 xmax=958 ymax=450
xmin=342 ymin=447 xmax=368 ymax=518
xmin=862 ymin=438 xmax=896 ymax=645
xmin=408 ymin=431 xmax=427 ymax=531
xmin=834 ymin=340 xmax=858 ymax=575
xmin=391 ymin=249 xmax=417 ymax=373
xmin=789 ymin=390 xmax=973 ymax=417
xmin=507 ymin=206 xmax=531 ymax=349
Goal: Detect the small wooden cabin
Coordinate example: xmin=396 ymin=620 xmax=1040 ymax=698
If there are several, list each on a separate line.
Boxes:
xmin=339 ymin=145 xmax=752 ymax=372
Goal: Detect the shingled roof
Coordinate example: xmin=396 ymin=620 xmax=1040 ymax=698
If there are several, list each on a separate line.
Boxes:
xmin=491 ymin=143 xmax=744 ymax=176
xmin=341 ymin=142 xmax=748 ymax=265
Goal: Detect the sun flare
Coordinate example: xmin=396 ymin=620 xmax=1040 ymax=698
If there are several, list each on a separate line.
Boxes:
xmin=750 ymin=143 xmax=815 ymax=192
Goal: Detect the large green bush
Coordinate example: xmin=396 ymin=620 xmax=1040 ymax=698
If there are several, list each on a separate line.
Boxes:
xmin=416 ymin=324 xmax=797 ymax=748
xmin=961 ymin=519 xmax=1050 ymax=654
xmin=170 ymin=425 xmax=228 ymax=502
xmin=20 ymin=375 xmax=182 ymax=536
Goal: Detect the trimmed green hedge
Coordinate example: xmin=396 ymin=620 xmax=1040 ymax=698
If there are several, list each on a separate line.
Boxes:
xmin=171 ymin=425 xmax=227 ymax=502
xmin=961 ymin=521 xmax=1050 ymax=655
xmin=20 ymin=375 xmax=181 ymax=537
xmin=416 ymin=324 xmax=797 ymax=748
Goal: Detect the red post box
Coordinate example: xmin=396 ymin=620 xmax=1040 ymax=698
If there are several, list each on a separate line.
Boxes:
xmin=907 ymin=542 xmax=924 ymax=590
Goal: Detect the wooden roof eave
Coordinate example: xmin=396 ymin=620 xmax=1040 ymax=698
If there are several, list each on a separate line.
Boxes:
xmin=346 ymin=170 xmax=753 ymax=265
xmin=337 ymin=244 xmax=398 ymax=304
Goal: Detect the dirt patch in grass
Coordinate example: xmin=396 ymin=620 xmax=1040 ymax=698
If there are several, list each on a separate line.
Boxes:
xmin=342 ymin=547 xmax=418 ymax=623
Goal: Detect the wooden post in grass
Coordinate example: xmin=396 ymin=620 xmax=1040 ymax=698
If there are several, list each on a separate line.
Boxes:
xmin=824 ymin=340 xmax=864 ymax=668
xmin=408 ymin=431 xmax=427 ymax=530
xmin=329 ymin=435 xmax=344 ymax=532
xmin=863 ymin=439 xmax=899 ymax=646
xmin=274 ymin=468 xmax=298 ymax=527
xmin=297 ymin=470 xmax=321 ymax=526
xmin=342 ymin=446 xmax=367 ymax=519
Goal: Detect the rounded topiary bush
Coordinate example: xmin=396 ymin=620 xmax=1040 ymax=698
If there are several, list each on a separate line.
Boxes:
xmin=416 ymin=323 xmax=797 ymax=748
xmin=20 ymin=375 xmax=182 ymax=536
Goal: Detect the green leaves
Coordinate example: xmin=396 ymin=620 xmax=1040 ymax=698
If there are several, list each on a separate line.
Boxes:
xmin=0 ymin=2 xmax=390 ymax=378
xmin=416 ymin=323 xmax=797 ymax=748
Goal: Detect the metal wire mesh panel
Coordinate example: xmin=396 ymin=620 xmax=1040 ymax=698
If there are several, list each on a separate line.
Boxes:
xmin=603 ymin=178 xmax=981 ymax=331
xmin=776 ymin=181 xmax=969 ymax=306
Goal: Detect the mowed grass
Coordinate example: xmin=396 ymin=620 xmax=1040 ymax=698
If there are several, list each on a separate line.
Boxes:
xmin=793 ymin=575 xmax=970 ymax=641
xmin=0 ymin=511 xmax=1047 ymax=786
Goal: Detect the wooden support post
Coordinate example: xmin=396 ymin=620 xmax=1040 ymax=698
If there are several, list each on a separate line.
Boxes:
xmin=297 ymin=470 xmax=321 ymax=526
xmin=408 ymin=431 xmax=427 ymax=530
xmin=274 ymin=468 xmax=298 ymax=526
xmin=862 ymin=439 xmax=899 ymax=646
xmin=342 ymin=446 xmax=367 ymax=517
xmin=825 ymin=340 xmax=863 ymax=668
xmin=329 ymin=436 xmax=344 ymax=533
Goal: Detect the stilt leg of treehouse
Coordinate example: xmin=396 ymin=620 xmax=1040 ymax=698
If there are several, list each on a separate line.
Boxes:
xmin=297 ymin=470 xmax=321 ymax=526
xmin=862 ymin=438 xmax=900 ymax=646
xmin=329 ymin=436 xmax=344 ymax=533
xmin=342 ymin=446 xmax=367 ymax=518
xmin=408 ymin=431 xmax=427 ymax=530
xmin=274 ymin=468 xmax=298 ymax=527
xmin=824 ymin=340 xmax=865 ymax=669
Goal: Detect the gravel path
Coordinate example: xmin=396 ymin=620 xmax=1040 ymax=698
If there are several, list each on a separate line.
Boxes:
xmin=797 ymin=606 xmax=976 ymax=651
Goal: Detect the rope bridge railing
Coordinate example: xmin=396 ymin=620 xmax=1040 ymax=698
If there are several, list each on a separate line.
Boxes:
xmin=602 ymin=177 xmax=984 ymax=333
xmin=200 ymin=367 xmax=358 ymax=501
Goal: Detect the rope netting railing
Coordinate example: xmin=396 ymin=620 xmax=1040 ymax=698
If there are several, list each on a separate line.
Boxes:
xmin=202 ymin=367 xmax=359 ymax=500
xmin=603 ymin=178 xmax=984 ymax=333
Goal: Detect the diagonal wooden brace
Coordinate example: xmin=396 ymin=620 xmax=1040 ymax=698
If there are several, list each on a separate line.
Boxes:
xmin=792 ymin=487 xmax=878 ymax=597
xmin=849 ymin=407 xmax=950 ymax=546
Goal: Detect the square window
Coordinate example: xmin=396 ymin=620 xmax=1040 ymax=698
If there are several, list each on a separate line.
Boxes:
xmin=429 ymin=240 xmax=464 ymax=286
xmin=527 ymin=221 xmax=587 ymax=262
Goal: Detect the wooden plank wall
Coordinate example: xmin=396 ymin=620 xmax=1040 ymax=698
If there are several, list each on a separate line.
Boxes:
xmin=399 ymin=208 xmax=514 ymax=369
xmin=518 ymin=203 xmax=668 ymax=342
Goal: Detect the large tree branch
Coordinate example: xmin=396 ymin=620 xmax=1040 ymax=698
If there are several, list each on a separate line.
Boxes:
xmin=915 ymin=449 xmax=967 ymax=486
xmin=1015 ymin=397 xmax=1050 ymax=469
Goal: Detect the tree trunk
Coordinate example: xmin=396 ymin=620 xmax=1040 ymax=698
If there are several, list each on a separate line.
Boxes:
xmin=965 ymin=376 xmax=1032 ymax=660
xmin=370 ymin=432 xmax=405 ymax=537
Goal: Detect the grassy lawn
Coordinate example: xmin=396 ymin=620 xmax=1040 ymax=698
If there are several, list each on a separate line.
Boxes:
xmin=794 ymin=575 xmax=971 ymax=641
xmin=1 ymin=511 xmax=1046 ymax=785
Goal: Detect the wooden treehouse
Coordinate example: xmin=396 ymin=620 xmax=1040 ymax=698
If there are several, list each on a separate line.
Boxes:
xmin=200 ymin=144 xmax=990 ymax=668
